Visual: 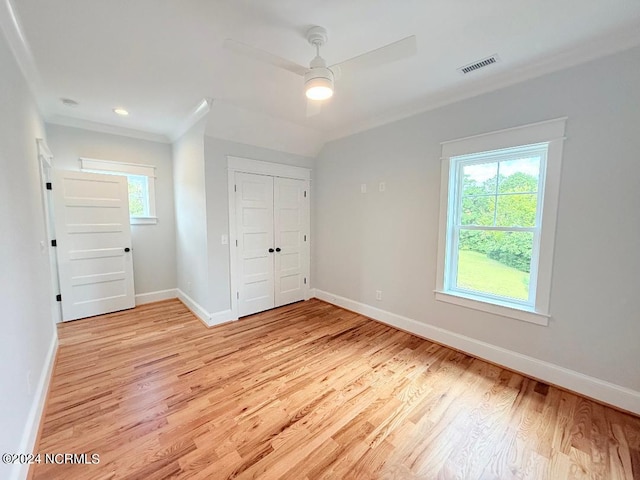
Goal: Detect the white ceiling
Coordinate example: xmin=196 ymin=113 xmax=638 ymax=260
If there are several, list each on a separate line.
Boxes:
xmin=7 ymin=0 xmax=640 ymax=156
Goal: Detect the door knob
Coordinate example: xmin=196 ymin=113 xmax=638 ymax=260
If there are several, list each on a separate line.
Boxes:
xmin=124 ymin=247 xmax=131 ymax=252
xmin=275 ymin=247 xmax=281 ymax=252
xmin=268 ymin=248 xmax=274 ymax=253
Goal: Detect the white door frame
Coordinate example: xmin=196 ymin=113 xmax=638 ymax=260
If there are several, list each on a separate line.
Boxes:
xmin=37 ymin=138 xmax=62 ymax=324
xmin=227 ymin=156 xmax=311 ymax=320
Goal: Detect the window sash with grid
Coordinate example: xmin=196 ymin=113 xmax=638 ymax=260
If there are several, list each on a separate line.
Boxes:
xmin=445 ymin=145 xmax=548 ymax=307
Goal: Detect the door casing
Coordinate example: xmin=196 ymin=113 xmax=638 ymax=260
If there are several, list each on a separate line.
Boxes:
xmin=37 ymin=139 xmax=62 ymax=324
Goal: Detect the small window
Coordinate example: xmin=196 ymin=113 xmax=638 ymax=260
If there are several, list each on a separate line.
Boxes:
xmin=80 ymin=157 xmax=157 ymax=225
xmin=436 ymin=119 xmax=566 ymax=325
xmin=127 ymin=174 xmax=150 ymax=217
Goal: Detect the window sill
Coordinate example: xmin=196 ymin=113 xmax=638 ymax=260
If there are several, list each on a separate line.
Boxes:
xmin=434 ymin=290 xmax=549 ymax=326
xmin=131 ymin=216 xmax=157 ymax=225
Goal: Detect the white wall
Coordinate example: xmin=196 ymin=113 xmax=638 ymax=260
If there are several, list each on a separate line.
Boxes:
xmin=315 ymin=46 xmax=640 ymax=393
xmin=45 ymin=124 xmax=177 ymax=297
xmin=204 ymin=136 xmax=314 ymax=313
xmin=0 ymin=28 xmax=57 ymax=480
xmin=173 ymin=121 xmax=209 ymax=309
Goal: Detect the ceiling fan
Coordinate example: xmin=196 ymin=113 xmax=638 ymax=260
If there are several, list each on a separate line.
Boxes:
xmin=223 ymin=26 xmax=417 ymax=116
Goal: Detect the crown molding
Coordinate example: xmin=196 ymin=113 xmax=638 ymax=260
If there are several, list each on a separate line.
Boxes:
xmin=170 ymin=97 xmax=213 ymax=142
xmin=46 ymin=115 xmax=170 ymax=144
xmin=324 ymin=23 xmax=640 ymax=144
xmin=0 ymin=0 xmax=45 ymax=110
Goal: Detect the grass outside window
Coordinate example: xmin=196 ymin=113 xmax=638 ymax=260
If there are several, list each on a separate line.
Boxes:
xmin=456 ymin=250 xmax=529 ymax=301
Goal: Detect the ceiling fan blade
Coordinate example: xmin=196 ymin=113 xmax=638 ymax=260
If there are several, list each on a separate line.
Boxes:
xmin=223 ymin=39 xmax=308 ymax=76
xmin=331 ymin=35 xmax=416 ymax=75
xmin=329 ymin=65 xmax=342 ymax=82
xmin=306 ymin=98 xmax=322 ymax=117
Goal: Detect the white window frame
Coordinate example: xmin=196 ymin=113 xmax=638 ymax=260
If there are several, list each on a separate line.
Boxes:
xmin=435 ymin=118 xmax=566 ymax=326
xmin=80 ymin=157 xmax=157 ymax=225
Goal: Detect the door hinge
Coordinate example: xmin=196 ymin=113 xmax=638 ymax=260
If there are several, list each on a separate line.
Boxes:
xmin=304 ymin=277 xmax=307 ymax=285
xmin=46 ymin=182 xmax=52 ymax=190
xmin=56 ymin=294 xmax=62 ymax=302
xmin=234 ymin=184 xmax=237 ymax=192
xmin=235 ymin=239 xmax=238 ymax=247
xmin=304 ymin=190 xmax=307 ymax=198
xmin=236 ymin=291 xmax=239 ymax=299
xmin=51 ymin=239 xmax=57 ymax=247
xmin=304 ymin=234 xmax=307 ymax=242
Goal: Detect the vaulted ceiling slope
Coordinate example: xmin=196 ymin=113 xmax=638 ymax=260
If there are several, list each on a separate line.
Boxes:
xmin=5 ymin=0 xmax=640 ymax=156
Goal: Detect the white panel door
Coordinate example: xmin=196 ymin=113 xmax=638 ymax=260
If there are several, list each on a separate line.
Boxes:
xmin=274 ymin=177 xmax=307 ymax=308
xmin=236 ymin=172 xmax=275 ymax=317
xmin=53 ymin=170 xmax=135 ymax=321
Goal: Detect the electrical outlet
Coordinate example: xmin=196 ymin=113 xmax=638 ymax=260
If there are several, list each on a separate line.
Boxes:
xmin=379 ymin=182 xmax=386 ymax=192
xmin=376 ymin=290 xmax=382 ymax=301
xmin=360 ymin=183 xmax=367 ymax=194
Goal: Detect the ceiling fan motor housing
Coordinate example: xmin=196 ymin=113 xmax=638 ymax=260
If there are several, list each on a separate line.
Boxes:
xmin=306 ymin=53 xmax=334 ymax=85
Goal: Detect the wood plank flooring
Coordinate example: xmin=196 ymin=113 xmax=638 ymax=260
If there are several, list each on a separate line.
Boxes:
xmin=31 ymin=298 xmax=640 ymax=479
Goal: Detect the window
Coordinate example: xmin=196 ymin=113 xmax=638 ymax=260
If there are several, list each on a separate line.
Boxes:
xmin=80 ymin=157 xmax=157 ymax=224
xmin=435 ymin=119 xmax=566 ymax=325
xmin=127 ymin=175 xmax=150 ymax=217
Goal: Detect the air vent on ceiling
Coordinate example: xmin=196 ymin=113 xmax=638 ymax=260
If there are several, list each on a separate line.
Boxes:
xmin=458 ymin=55 xmax=500 ymax=75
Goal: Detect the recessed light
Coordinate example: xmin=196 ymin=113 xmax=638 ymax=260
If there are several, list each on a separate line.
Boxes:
xmin=113 ymin=108 xmax=129 ymax=116
xmin=60 ymin=98 xmax=79 ymax=107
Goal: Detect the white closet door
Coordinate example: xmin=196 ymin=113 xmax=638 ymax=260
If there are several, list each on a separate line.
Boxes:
xmin=236 ymin=172 xmax=275 ymax=317
xmin=274 ymin=177 xmax=307 ymax=308
xmin=53 ymin=170 xmax=135 ymax=321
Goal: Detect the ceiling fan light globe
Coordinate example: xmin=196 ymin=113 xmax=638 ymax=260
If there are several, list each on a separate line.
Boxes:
xmin=306 ymin=84 xmax=333 ymax=100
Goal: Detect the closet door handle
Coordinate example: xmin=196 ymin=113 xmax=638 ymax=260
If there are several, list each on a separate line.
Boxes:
xmin=275 ymin=247 xmax=281 ymax=252
xmin=268 ymin=248 xmax=274 ymax=253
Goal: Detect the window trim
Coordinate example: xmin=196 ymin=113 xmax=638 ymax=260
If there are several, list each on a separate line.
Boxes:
xmin=80 ymin=157 xmax=157 ymax=225
xmin=435 ymin=118 xmax=567 ymax=326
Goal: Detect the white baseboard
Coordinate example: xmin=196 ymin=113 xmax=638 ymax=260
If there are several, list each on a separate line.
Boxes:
xmin=209 ymin=309 xmax=236 ymax=326
xmin=176 ymin=289 xmax=237 ymax=327
xmin=11 ymin=334 xmax=58 ymax=480
xmin=313 ymin=289 xmax=640 ymax=415
xmin=177 ymin=289 xmax=211 ymax=324
xmin=135 ymin=288 xmax=177 ymax=305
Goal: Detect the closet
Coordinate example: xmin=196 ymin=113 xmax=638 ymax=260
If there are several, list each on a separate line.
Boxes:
xmin=231 ymin=162 xmax=310 ymax=318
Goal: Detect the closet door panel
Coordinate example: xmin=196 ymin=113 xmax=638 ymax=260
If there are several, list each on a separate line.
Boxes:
xmin=236 ymin=172 xmax=275 ymax=317
xmin=274 ymin=177 xmax=307 ymax=307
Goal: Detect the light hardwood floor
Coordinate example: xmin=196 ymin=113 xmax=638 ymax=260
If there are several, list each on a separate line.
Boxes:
xmin=31 ymin=299 xmax=640 ymax=479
